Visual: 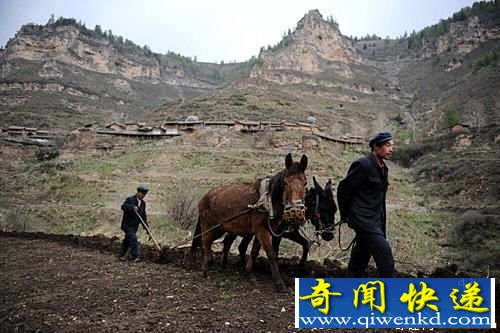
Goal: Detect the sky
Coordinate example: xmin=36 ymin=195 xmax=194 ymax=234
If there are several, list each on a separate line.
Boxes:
xmin=0 ymin=0 xmax=480 ymax=63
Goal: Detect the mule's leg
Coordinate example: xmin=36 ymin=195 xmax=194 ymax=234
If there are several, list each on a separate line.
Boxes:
xmin=283 ymin=230 xmax=310 ymax=265
xmin=238 ymin=235 xmax=253 ymax=267
xmin=255 ymin=231 xmax=285 ymax=292
xmin=272 ymin=235 xmax=282 ymax=259
xmin=245 ymin=237 xmax=261 ymax=274
xmin=190 ymin=219 xmax=202 ymax=258
xmin=222 ymin=233 xmax=237 ymax=269
xmin=201 ymin=230 xmax=216 ymax=277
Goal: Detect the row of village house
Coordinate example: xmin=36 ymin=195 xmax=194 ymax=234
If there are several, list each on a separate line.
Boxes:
xmin=2 ymin=120 xmax=369 ymax=145
xmin=98 ymin=120 xmax=321 ymax=135
xmin=92 ymin=120 xmax=365 ymax=143
xmin=2 ymin=121 xmax=472 ymax=147
xmin=1 ymin=126 xmax=62 ymax=147
xmin=2 ymin=120 xmax=318 ymax=138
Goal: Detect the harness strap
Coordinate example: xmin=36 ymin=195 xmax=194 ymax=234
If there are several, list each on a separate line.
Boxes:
xmin=172 ymin=187 xmax=271 ymax=250
xmin=171 ymin=207 xmax=258 ymax=249
xmin=315 ymin=193 xmax=320 ymax=215
xmin=336 ymin=219 xmax=356 ymax=251
xmin=298 ymin=226 xmax=321 ymax=246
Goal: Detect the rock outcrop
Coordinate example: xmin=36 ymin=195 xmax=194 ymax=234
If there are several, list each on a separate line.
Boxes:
xmin=424 ymin=15 xmax=500 ymax=59
xmin=1 ymin=23 xmax=234 ymax=89
xmin=252 ymin=10 xmax=361 ymax=80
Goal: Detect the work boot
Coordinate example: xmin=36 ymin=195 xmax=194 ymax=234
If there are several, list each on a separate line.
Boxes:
xmin=118 ymin=256 xmax=126 ymax=261
xmin=132 ymin=257 xmax=141 ymax=263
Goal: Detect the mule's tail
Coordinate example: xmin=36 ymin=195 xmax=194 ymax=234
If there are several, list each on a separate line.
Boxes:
xmin=190 ymin=217 xmax=202 ymax=256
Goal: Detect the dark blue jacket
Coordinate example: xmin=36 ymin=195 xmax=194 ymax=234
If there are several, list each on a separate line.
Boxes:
xmin=121 ymin=195 xmax=148 ymax=231
xmin=337 ymin=154 xmax=389 ymax=237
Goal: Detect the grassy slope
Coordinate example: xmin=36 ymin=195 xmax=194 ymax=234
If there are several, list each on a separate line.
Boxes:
xmin=394 ymin=126 xmax=500 ymax=275
xmin=0 ymin=131 xmax=453 ymax=276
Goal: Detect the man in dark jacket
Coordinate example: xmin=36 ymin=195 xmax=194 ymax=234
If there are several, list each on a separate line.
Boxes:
xmin=118 ymin=185 xmax=149 ymax=262
xmin=337 ymin=132 xmax=395 ymax=277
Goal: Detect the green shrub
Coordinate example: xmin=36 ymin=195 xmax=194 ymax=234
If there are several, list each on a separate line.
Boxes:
xmin=445 ymin=108 xmax=460 ymax=128
xmin=36 ymin=148 xmax=60 ymax=161
xmin=473 ymin=50 xmax=498 ymax=71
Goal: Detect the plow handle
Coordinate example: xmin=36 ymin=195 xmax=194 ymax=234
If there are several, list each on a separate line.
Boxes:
xmin=135 ymin=212 xmax=162 ymax=251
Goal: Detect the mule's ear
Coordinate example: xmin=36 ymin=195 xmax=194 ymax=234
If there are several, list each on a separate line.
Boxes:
xmin=300 ymin=154 xmax=308 ymax=171
xmin=313 ymin=176 xmax=323 ymax=192
xmin=285 ymin=153 xmax=293 ymax=169
xmin=325 ymin=180 xmax=333 ymax=193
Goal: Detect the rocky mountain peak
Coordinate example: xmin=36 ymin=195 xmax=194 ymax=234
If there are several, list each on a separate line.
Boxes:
xmin=252 ymin=9 xmax=361 ymax=78
xmin=296 ymin=9 xmax=335 ymax=31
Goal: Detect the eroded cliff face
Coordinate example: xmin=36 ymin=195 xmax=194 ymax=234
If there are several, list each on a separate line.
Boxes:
xmin=251 ymin=10 xmax=361 ymax=80
xmin=2 ymin=24 xmax=215 ymax=89
xmin=421 ymin=15 xmax=500 ymax=71
xmin=5 ymin=25 xmax=156 ymax=78
xmin=433 ymin=16 xmax=500 ymax=57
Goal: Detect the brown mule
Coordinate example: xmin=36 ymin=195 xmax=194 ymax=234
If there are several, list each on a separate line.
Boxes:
xmin=196 ymin=153 xmax=308 ymax=291
xmin=221 ymin=177 xmax=337 ymax=269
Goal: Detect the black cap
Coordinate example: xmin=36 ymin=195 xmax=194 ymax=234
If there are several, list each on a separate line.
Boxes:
xmin=369 ymin=132 xmax=393 ymax=148
xmin=137 ymin=185 xmax=149 ymax=194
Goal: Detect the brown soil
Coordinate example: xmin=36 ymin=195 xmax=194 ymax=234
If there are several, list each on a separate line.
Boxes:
xmin=0 ymin=231 xmax=490 ymax=333
xmin=0 ymin=232 xmax=319 ymax=332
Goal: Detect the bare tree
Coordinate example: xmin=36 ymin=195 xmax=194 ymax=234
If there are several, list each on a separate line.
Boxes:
xmin=465 ymin=100 xmax=484 ymax=129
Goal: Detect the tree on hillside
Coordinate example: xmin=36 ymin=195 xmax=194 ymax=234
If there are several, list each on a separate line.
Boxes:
xmin=143 ymin=45 xmax=152 ymax=56
xmin=48 ymin=14 xmax=55 ymax=25
xmin=94 ymin=25 xmax=103 ymax=36
xmin=445 ymin=107 xmax=460 ymax=128
xmin=107 ymin=30 xmax=114 ymax=42
xmin=465 ymin=100 xmax=484 ymax=129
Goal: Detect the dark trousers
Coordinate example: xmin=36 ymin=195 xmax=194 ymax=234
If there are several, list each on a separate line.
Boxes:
xmin=347 ymin=233 xmax=395 ymax=277
xmin=119 ymin=227 xmax=140 ymax=258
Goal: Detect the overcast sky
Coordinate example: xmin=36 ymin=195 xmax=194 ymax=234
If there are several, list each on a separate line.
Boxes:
xmin=0 ymin=0 xmax=480 ymax=63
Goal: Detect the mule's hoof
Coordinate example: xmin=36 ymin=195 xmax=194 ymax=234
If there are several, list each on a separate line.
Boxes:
xmin=283 ymin=277 xmax=294 ymax=287
xmin=245 ymin=272 xmax=256 ymax=282
xmin=275 ymin=283 xmax=286 ymax=293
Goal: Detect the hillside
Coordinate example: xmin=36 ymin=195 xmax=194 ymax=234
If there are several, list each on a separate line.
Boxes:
xmin=356 ymin=5 xmax=499 ymax=138
xmin=151 ymin=10 xmax=406 ymax=139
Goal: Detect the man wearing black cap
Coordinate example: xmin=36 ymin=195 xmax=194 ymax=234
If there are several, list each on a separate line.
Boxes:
xmin=337 ymin=132 xmax=395 ymax=277
xmin=118 ymin=185 xmax=149 ymax=262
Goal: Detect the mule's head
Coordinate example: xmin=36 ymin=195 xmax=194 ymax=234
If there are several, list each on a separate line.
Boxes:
xmin=305 ymin=177 xmax=337 ymax=241
xmin=282 ymin=153 xmax=308 ymax=225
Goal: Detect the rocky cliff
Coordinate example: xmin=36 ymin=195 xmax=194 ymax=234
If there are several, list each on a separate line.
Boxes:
xmin=252 ymin=10 xmax=361 ymax=80
xmin=0 ymin=22 xmax=251 ymax=128
xmin=2 ymin=24 xmax=237 ymax=88
xmin=422 ymin=14 xmax=500 ymax=71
